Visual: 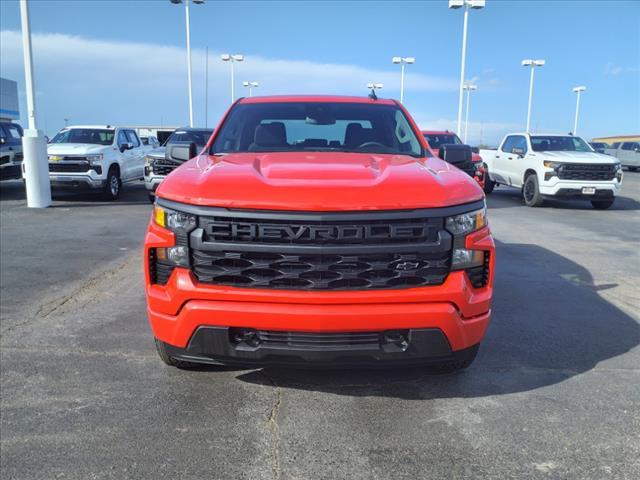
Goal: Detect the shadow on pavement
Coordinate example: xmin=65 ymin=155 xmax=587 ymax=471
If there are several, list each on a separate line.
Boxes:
xmin=235 ymin=240 xmax=640 ymax=399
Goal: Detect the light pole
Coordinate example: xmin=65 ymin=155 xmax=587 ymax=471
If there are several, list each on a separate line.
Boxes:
xmin=391 ymin=56 xmax=415 ymax=104
xmin=572 ymin=86 xmax=586 ymax=135
xmin=242 ymin=81 xmax=259 ymax=97
xmin=20 ymin=0 xmax=51 ymax=208
xmin=170 ymin=0 xmax=204 ymax=127
xmin=221 ymin=54 xmax=244 ymax=103
xmin=462 ymin=82 xmax=477 ymax=143
xmin=63 ymin=118 xmax=69 ymax=127
xmin=449 ymin=0 xmax=485 ymax=137
xmin=522 ymin=59 xmax=545 ymax=132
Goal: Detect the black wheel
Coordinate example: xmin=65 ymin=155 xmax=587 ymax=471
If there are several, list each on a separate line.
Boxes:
xmin=102 ymin=166 xmax=121 ymax=201
xmin=154 ymin=337 xmax=199 ymax=369
xmin=148 ymin=192 xmax=155 ymax=204
xmin=591 ymin=199 xmax=615 ymax=210
xmin=435 ymin=344 xmax=479 ymax=373
xmin=523 ymin=174 xmax=544 ymax=207
xmin=483 ymin=167 xmax=495 ymax=194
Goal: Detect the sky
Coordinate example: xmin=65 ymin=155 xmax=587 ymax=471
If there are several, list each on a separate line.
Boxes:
xmin=0 ymin=0 xmax=639 ymax=145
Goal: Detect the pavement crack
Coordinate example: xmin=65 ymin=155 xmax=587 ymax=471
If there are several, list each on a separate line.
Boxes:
xmin=261 ymin=371 xmax=282 ymax=480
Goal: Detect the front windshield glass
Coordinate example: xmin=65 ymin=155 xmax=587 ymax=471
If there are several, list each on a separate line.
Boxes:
xmin=531 ymin=136 xmax=593 ymax=152
xmin=423 ymin=134 xmax=462 ymax=148
xmin=50 ymin=128 xmax=115 ymax=145
xmin=164 ymin=129 xmax=213 ymax=148
xmin=211 ymin=102 xmax=425 ymax=157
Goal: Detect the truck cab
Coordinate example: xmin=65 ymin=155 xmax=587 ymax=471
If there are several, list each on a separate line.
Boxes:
xmin=480 ymin=133 xmax=623 ymax=209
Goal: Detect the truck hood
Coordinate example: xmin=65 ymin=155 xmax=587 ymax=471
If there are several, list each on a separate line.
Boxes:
xmin=535 ymin=151 xmax=618 ymax=163
xmin=147 ymin=147 xmax=166 ymax=159
xmin=47 ymin=143 xmax=111 ymax=155
xmin=156 ymin=152 xmax=484 ymax=211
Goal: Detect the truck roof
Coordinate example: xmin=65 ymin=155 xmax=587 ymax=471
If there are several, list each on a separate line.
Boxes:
xmin=63 ymin=125 xmax=116 ymax=129
xmin=238 ymin=95 xmax=398 ymax=105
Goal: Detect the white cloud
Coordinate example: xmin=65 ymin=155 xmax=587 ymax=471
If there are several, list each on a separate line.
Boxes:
xmin=0 ymin=30 xmax=456 ymax=133
xmin=604 ymin=62 xmax=640 ymax=76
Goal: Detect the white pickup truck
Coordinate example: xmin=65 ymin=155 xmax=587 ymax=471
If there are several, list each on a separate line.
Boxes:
xmin=480 ymin=133 xmax=623 ymax=209
xmin=41 ymin=125 xmax=152 ymax=200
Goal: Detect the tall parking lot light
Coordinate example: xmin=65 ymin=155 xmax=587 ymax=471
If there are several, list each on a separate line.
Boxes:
xmin=522 ymin=59 xmax=545 ymax=133
xmin=462 ymin=82 xmax=477 ymax=143
xmin=171 ymin=0 xmax=204 ymax=127
xmin=221 ymin=54 xmax=244 ymax=103
xmin=391 ymin=57 xmax=415 ymax=104
xmin=20 ymin=0 xmax=51 ymax=208
xmin=572 ymin=86 xmax=586 ymax=135
xmin=242 ymin=81 xmax=259 ymax=97
xmin=449 ymin=0 xmax=485 ymax=137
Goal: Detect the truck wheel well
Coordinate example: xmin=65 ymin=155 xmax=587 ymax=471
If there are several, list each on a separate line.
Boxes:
xmin=524 ymin=169 xmax=537 ymax=182
xmin=108 ymin=163 xmax=120 ymax=176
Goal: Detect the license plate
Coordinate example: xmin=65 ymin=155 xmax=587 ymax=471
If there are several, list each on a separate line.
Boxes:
xmin=582 ymin=187 xmax=596 ymax=195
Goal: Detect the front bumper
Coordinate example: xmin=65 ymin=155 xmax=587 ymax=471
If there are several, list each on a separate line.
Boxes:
xmin=145 ymin=222 xmax=494 ymax=364
xmin=144 ymin=175 xmax=165 ymax=192
xmin=163 ymin=326 xmax=480 ymax=367
xmin=49 ymin=174 xmax=105 ymax=189
xmin=0 ymin=164 xmax=22 ymax=181
xmin=539 ymin=179 xmax=622 ymax=197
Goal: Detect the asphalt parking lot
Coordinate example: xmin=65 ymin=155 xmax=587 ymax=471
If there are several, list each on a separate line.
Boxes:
xmin=1 ymin=175 xmax=639 ymax=480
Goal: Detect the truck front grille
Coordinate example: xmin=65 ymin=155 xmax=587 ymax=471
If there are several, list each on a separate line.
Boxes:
xmin=152 ymin=159 xmax=179 ymax=176
xmin=184 ymin=206 xmax=461 ymax=291
xmin=557 ymin=163 xmax=616 ymax=181
xmin=48 ymin=162 xmax=101 ymax=174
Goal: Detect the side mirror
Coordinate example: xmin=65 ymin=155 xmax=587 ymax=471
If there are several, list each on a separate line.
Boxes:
xmin=167 ymin=142 xmax=197 ymax=163
xmin=438 ymin=144 xmax=473 ymax=165
xmin=120 ymin=142 xmax=132 ymax=153
xmin=512 ymin=147 xmax=525 ymax=157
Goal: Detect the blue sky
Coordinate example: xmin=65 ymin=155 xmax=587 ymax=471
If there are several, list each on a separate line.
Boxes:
xmin=1 ymin=0 xmax=638 ymax=144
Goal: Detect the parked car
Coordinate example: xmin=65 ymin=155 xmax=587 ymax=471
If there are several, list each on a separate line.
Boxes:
xmin=41 ymin=125 xmax=152 ymax=200
xmin=144 ymin=127 xmax=213 ymax=202
xmin=0 ymin=121 xmax=24 ymax=181
xmin=145 ymin=95 xmax=495 ymax=371
xmin=140 ymin=135 xmax=160 ymax=148
xmin=422 ymin=130 xmax=485 ymax=187
xmin=480 ymin=133 xmax=623 ymax=209
xmin=589 ymin=141 xmax=610 ymax=154
xmin=604 ymin=141 xmax=640 ymax=171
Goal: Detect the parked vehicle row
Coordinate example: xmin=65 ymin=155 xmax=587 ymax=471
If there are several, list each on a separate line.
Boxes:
xmin=604 ymin=141 xmax=640 ymax=171
xmin=0 ymin=121 xmax=24 ymax=181
xmin=480 ymin=133 xmax=623 ymax=209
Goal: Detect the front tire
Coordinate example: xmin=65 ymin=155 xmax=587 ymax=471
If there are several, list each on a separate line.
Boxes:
xmin=435 ymin=344 xmax=479 ymax=373
xmin=148 ymin=192 xmax=155 ymax=204
xmin=523 ymin=174 xmax=544 ymax=207
xmin=102 ymin=166 xmax=121 ymax=201
xmin=483 ymin=173 xmax=495 ymax=194
xmin=154 ymin=337 xmax=199 ymax=369
xmin=591 ymin=199 xmax=615 ymax=210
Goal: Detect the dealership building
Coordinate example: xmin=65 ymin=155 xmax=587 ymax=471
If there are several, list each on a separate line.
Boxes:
xmin=0 ymin=77 xmax=20 ymax=122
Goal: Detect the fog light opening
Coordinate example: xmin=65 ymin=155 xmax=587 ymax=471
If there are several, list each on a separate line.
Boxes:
xmin=232 ymin=328 xmax=261 ymax=348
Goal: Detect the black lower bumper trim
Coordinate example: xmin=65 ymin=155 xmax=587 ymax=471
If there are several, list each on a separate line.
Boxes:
xmin=552 ymin=188 xmax=614 ymax=199
xmin=164 ymin=326 xmax=472 ymax=367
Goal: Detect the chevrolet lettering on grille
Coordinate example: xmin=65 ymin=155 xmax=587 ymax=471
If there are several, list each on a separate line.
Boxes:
xmin=207 ymin=222 xmax=431 ymax=242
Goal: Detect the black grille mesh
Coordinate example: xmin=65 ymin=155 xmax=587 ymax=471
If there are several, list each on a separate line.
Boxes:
xmin=557 ymin=164 xmax=616 ymax=181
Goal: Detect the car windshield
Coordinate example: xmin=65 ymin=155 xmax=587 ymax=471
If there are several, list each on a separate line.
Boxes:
xmin=164 ymin=129 xmax=213 ymax=148
xmin=531 ymin=136 xmax=593 ymax=152
xmin=210 ymin=102 xmax=425 ymax=157
xmin=423 ymin=134 xmax=462 ymax=148
xmin=50 ymin=128 xmax=115 ymax=145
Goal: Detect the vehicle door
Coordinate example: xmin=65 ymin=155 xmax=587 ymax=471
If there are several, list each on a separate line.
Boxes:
xmin=116 ymin=129 xmax=134 ymax=180
xmin=507 ymin=135 xmax=529 ymax=187
xmin=125 ymin=129 xmax=145 ymax=180
xmin=492 ymin=135 xmax=517 ymax=185
xmin=619 ymin=142 xmax=640 ymax=167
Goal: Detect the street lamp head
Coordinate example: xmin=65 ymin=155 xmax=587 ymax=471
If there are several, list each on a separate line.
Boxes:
xmin=521 ymin=59 xmax=533 ymax=66
xmin=448 ymin=0 xmax=464 ymax=9
xmin=469 ymin=0 xmax=486 ymax=9
xmin=221 ymin=54 xmax=230 ymax=61
xmin=533 ymin=59 xmax=546 ymax=66
xmin=573 ymin=86 xmax=586 ymax=93
xmin=463 ymin=83 xmax=478 ymax=91
xmin=242 ymin=81 xmax=249 ymax=87
xmin=232 ymin=54 xmax=244 ymax=62
xmin=193 ymin=0 xmax=205 ymax=3
xmin=170 ymin=0 xmax=183 ymax=3
xmin=392 ymin=57 xmax=402 ymax=64
xmin=404 ymin=57 xmax=416 ymax=64
xmin=251 ymin=82 xmax=259 ymax=87
xmin=367 ymin=83 xmax=383 ymax=89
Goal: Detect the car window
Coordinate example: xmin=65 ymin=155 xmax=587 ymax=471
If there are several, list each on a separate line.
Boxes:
xmin=530 ymin=136 xmax=592 ymax=152
xmin=501 ymin=136 xmax=516 ymax=153
xmin=51 ymin=128 xmax=115 ymax=145
xmin=423 ymin=134 xmax=462 ymax=149
xmin=117 ymin=130 xmax=129 ymax=147
xmin=611 ymin=142 xmax=621 ymax=148
xmin=511 ymin=136 xmax=528 ymax=154
xmin=125 ymin=130 xmax=140 ymax=148
xmin=211 ymin=102 xmax=425 ymax=157
xmin=4 ymin=125 xmax=22 ymax=140
xmin=621 ymin=142 xmax=639 ymax=150
xmin=165 ymin=130 xmax=213 ymax=149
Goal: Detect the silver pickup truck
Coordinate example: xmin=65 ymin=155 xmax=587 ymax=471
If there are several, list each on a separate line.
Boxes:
xmin=604 ymin=140 xmax=640 ymax=171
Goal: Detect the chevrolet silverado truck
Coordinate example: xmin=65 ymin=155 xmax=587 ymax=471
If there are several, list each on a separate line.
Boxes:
xmin=604 ymin=140 xmax=640 ymax=171
xmin=480 ymin=133 xmax=623 ymax=209
xmin=145 ymin=96 xmax=495 ymax=371
xmin=422 ymin=130 xmax=485 ymax=188
xmin=144 ymin=127 xmax=213 ymax=202
xmin=42 ymin=125 xmax=152 ymax=200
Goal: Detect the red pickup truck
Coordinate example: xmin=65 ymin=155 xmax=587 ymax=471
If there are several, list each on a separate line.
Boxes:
xmin=145 ymin=96 xmax=495 ymax=371
xmin=422 ymin=130 xmax=486 ymax=188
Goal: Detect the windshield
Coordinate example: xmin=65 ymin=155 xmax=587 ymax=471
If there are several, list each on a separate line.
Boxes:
xmin=164 ymin=129 xmax=213 ymax=148
xmin=50 ymin=128 xmax=115 ymax=145
xmin=531 ymin=136 xmax=593 ymax=152
xmin=211 ymin=102 xmax=426 ymax=157
xmin=423 ymin=134 xmax=462 ymax=149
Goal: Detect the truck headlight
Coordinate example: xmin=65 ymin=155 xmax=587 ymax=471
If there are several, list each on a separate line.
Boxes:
xmin=451 ymin=248 xmax=485 ymax=270
xmin=615 ymin=163 xmax=623 ymax=182
xmin=153 ymin=205 xmax=196 ymax=233
xmin=144 ymin=155 xmax=155 ymax=167
xmin=544 ymin=161 xmax=562 ymax=180
xmin=543 ymin=161 xmax=561 ymax=169
xmin=156 ymin=246 xmax=189 ymax=267
xmin=86 ymin=154 xmax=103 ymax=163
xmin=445 ymin=207 xmax=487 ymax=236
